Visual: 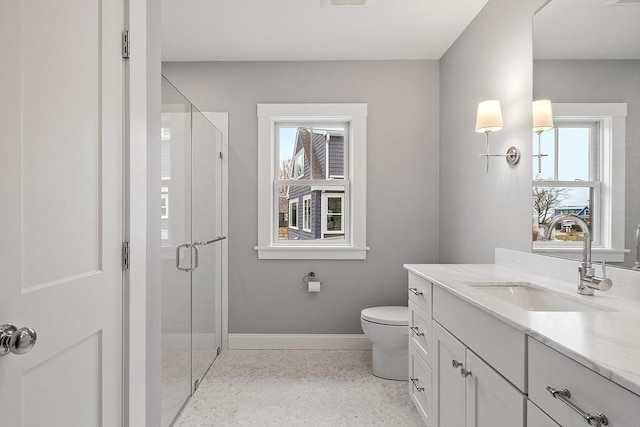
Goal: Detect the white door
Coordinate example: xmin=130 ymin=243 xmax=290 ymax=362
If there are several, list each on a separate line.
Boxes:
xmin=0 ymin=1 xmax=124 ymax=426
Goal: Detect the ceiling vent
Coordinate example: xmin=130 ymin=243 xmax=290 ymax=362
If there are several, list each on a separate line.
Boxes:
xmin=321 ymin=0 xmax=371 ymax=7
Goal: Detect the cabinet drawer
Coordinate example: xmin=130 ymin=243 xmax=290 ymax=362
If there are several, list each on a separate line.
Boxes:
xmin=408 ymin=273 xmax=432 ymax=317
xmin=432 ymin=285 xmax=526 ymax=392
xmin=527 ymin=400 xmax=560 ymax=427
xmin=410 ymin=342 xmax=432 ymax=426
xmin=409 ymin=301 xmax=432 ymax=364
xmin=529 ymin=337 xmax=640 ymax=427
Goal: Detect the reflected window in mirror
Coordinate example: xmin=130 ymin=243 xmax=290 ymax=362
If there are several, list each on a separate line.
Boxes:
xmin=532 ymin=103 xmax=627 ymax=262
xmin=533 ymin=123 xmax=600 ymax=245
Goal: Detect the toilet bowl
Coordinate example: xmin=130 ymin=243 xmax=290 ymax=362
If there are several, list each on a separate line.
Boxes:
xmin=361 ymin=306 xmax=409 ymax=381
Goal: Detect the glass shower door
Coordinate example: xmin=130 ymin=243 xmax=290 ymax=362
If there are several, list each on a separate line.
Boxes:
xmin=160 ymin=78 xmax=193 ymax=426
xmin=160 ymin=77 xmax=225 ymax=426
xmin=190 ymin=107 xmax=224 ymax=388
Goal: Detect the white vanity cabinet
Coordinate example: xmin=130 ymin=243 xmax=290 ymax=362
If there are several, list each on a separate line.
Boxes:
xmin=406 ymin=263 xmax=640 ymax=427
xmin=408 ymin=272 xmax=526 ymax=427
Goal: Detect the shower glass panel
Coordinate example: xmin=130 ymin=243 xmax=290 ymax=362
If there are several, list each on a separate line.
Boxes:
xmin=160 ymin=79 xmax=192 ymax=426
xmin=190 ymin=107 xmax=223 ymax=386
xmin=161 ymin=77 xmax=224 ymax=426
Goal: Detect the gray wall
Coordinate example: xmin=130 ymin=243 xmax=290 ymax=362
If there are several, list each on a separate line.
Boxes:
xmin=534 ymin=59 xmax=640 ymax=267
xmin=439 ymin=0 xmax=546 ymax=263
xmin=162 ymin=61 xmax=440 ymax=334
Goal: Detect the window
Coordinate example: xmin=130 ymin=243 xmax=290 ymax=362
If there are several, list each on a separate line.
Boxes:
xmin=293 ymin=150 xmax=304 ymax=179
xmin=289 ymin=199 xmax=299 ymax=230
xmin=532 ymin=103 xmax=627 ymax=262
xmin=256 ymin=103 xmax=368 ymax=260
xmin=303 ymin=195 xmax=312 ymax=232
xmin=323 ymin=193 xmax=344 ymax=236
xmin=160 ymin=187 xmax=170 ymax=219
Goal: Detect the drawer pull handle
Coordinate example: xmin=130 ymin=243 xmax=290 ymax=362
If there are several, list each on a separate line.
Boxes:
xmin=452 ymin=360 xmax=463 ymax=369
xmin=546 ymin=386 xmax=608 ymax=427
xmin=408 ymin=287 xmax=423 ymax=296
xmin=410 ymin=377 xmax=425 ymax=392
xmin=410 ymin=326 xmax=424 ymax=337
xmin=460 ymin=368 xmax=472 ymax=378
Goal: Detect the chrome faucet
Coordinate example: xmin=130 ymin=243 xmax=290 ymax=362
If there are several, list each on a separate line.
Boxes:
xmin=543 ymin=214 xmax=613 ymax=296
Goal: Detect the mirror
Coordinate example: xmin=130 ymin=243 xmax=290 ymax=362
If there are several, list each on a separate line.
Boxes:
xmin=533 ymin=0 xmax=640 ymax=269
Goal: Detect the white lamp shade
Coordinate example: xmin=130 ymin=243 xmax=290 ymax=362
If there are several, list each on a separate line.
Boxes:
xmin=475 ymin=100 xmax=503 ymax=133
xmin=533 ymin=100 xmax=553 ymax=133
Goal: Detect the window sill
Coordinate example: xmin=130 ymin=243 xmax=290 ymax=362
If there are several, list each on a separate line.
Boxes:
xmin=532 ymin=246 xmax=629 ymax=263
xmin=255 ymin=245 xmax=369 ymax=260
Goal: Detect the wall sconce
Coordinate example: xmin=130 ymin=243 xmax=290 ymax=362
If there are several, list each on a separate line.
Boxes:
xmin=476 ymin=100 xmax=520 ymax=172
xmin=532 ymin=100 xmax=553 ymax=174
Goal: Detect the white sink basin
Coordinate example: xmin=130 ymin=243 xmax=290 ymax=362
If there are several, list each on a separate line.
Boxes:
xmin=466 ymin=282 xmax=614 ymax=312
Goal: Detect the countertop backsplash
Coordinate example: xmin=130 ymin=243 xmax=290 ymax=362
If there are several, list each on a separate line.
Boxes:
xmin=495 ymin=248 xmax=640 ymax=300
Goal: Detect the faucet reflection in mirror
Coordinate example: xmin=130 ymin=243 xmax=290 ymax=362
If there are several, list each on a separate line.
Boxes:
xmin=543 ymin=214 xmax=613 ymax=296
xmin=532 ymin=100 xmax=553 ymax=175
xmin=476 ymin=100 xmax=520 ymax=172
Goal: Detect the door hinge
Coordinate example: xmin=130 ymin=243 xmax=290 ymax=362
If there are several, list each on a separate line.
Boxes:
xmin=122 ymin=242 xmax=130 ymax=270
xmin=122 ymin=31 xmax=130 ymax=59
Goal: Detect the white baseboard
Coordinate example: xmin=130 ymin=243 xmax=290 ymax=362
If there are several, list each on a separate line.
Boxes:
xmin=228 ymin=333 xmax=372 ymax=350
xmin=161 ymin=333 xmax=217 ymax=350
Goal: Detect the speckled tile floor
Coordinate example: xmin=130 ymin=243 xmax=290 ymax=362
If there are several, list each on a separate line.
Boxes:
xmin=173 ymin=349 xmax=424 ymax=427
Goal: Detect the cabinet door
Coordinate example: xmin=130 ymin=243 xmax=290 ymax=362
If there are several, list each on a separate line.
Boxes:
xmin=465 ymin=351 xmax=525 ymax=427
xmin=433 ymin=322 xmax=466 ymax=427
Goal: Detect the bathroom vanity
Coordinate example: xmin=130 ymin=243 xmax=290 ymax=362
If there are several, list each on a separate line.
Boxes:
xmin=405 ymin=255 xmax=640 ymax=427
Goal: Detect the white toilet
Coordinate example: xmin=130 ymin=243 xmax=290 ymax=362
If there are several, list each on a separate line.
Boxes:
xmin=360 ymin=306 xmax=409 ymax=381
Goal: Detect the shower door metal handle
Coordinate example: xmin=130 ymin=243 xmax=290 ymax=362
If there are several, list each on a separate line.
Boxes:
xmin=191 ymin=244 xmax=199 ymax=272
xmin=176 ymin=237 xmax=225 ymax=272
xmin=193 ymin=236 xmax=227 ymax=246
xmin=176 ymin=242 xmax=193 ymax=272
xmin=190 ymin=236 xmax=226 ymax=272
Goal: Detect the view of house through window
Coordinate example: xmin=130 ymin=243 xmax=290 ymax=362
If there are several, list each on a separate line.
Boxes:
xmin=532 ymin=122 xmax=600 ymax=245
xmin=276 ymin=124 xmax=347 ymax=241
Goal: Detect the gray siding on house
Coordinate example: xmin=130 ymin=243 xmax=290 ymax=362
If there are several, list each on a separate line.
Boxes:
xmin=288 ymin=129 xmax=345 ymax=240
xmin=328 ymin=136 xmax=344 ymax=177
xmin=313 ymin=191 xmax=322 ymax=238
xmin=311 ymin=131 xmax=326 ymax=178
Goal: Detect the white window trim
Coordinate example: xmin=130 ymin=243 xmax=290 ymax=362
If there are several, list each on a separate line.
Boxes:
xmin=256 ymin=103 xmax=368 ymax=260
xmin=322 ymin=193 xmax=345 ymax=236
xmin=289 ymin=199 xmax=299 ymax=230
xmin=302 ymin=195 xmax=312 ymax=233
xmin=533 ymin=103 xmax=627 ymax=262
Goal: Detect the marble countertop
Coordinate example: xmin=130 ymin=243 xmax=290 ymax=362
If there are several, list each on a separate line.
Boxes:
xmin=404 ymin=263 xmax=640 ymax=396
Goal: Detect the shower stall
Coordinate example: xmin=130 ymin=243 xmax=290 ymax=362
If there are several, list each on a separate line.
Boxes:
xmin=160 ymin=76 xmax=226 ymax=426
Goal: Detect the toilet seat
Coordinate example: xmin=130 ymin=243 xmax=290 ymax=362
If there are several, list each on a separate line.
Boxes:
xmin=361 ymin=306 xmax=408 ymax=326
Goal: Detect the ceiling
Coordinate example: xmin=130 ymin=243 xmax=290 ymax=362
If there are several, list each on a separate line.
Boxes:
xmin=161 ymin=0 xmax=488 ymax=62
xmin=534 ymin=0 xmax=640 ymax=59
